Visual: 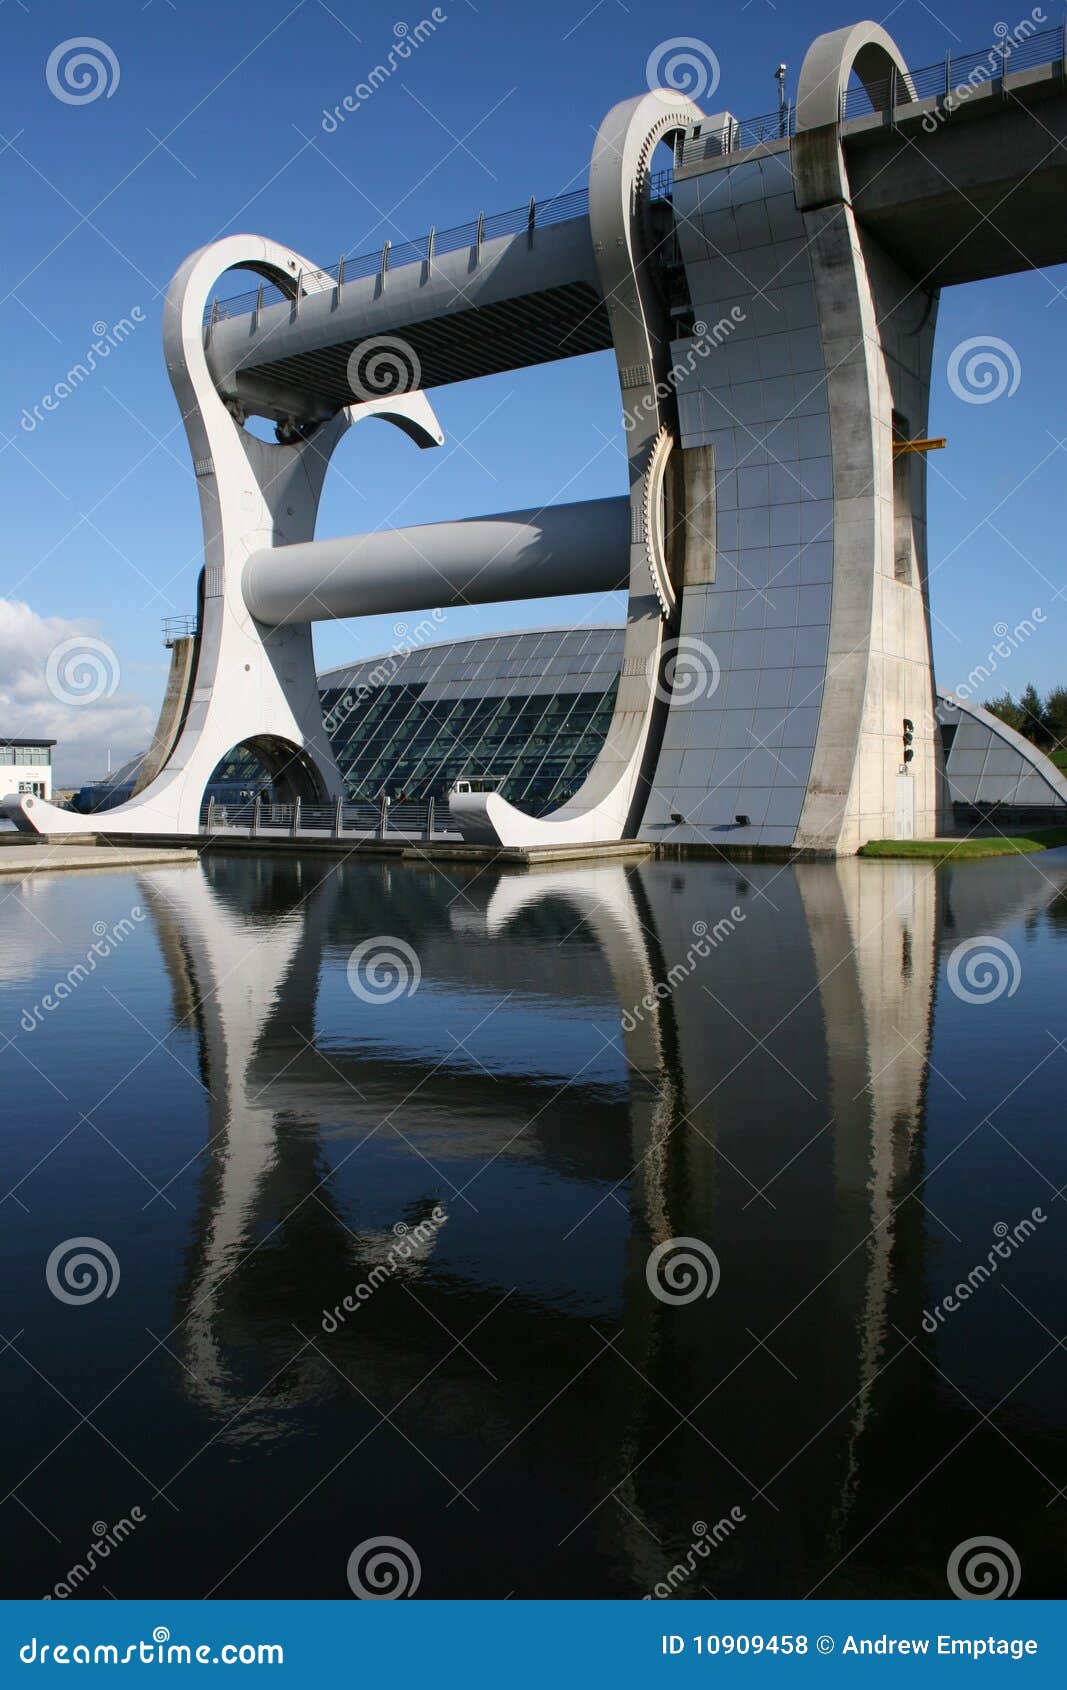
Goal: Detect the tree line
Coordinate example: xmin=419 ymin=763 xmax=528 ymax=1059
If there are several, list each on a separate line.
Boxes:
xmin=986 ymin=685 xmax=1067 ymax=762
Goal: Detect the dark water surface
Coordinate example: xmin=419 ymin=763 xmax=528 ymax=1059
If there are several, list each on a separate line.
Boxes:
xmin=2 ymin=850 xmax=1066 ymax=1599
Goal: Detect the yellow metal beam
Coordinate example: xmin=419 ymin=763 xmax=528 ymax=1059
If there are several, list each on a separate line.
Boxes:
xmin=893 ymin=437 xmax=946 ymax=457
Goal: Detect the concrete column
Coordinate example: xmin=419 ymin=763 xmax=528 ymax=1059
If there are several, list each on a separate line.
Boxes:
xmin=133 ymin=633 xmax=198 ymax=797
xmin=639 ymin=19 xmax=943 ymax=854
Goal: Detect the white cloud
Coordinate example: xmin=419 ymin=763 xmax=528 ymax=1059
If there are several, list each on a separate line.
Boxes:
xmin=0 ymin=598 xmax=155 ymax=788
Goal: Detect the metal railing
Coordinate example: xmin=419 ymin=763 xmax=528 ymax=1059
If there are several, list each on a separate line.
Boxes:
xmin=207 ymin=171 xmax=674 ymax=324
xmin=840 ymin=21 xmax=1064 ymax=118
xmin=206 ymin=23 xmax=1066 ymax=326
xmin=199 ymin=795 xmax=460 ymax=842
xmin=162 ymin=615 xmax=197 ymax=645
xmin=675 ymin=21 xmax=1065 ymax=165
xmin=675 ymin=106 xmax=794 ymax=166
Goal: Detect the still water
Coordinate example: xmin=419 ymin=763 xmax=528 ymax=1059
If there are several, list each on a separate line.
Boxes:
xmin=2 ymin=851 xmax=1066 ymax=1599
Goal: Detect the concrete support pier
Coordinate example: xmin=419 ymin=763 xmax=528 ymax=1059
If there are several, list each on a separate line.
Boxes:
xmin=640 ymin=22 xmax=942 ymax=854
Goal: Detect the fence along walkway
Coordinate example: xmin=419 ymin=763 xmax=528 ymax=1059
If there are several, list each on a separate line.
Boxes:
xmin=207 ymin=173 xmax=673 ymax=323
xmin=208 ymin=25 xmax=1066 ymax=324
xmin=686 ymin=21 xmax=1065 ymax=160
xmin=201 ymin=796 xmax=461 ymax=842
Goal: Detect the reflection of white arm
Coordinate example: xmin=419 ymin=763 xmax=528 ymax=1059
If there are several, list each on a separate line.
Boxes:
xmin=478 ymin=864 xmax=666 ymax=1076
xmin=139 ymin=868 xmax=309 ymax=1413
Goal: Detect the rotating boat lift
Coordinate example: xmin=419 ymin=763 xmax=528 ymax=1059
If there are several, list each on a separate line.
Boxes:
xmin=9 ymin=85 xmax=703 ymax=845
xmin=12 ymin=17 xmax=1067 ymax=850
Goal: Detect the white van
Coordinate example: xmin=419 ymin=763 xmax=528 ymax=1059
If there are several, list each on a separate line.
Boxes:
xmin=449 ymin=777 xmax=497 ymax=796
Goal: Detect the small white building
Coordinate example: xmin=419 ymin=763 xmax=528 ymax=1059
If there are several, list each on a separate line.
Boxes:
xmin=0 ymin=738 xmax=55 ymax=801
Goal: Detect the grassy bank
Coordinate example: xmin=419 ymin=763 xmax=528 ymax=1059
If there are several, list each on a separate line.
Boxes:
xmin=860 ymin=830 xmax=1067 ymax=862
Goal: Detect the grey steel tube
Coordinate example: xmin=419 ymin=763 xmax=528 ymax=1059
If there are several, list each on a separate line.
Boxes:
xmin=242 ymin=496 xmax=629 ymax=625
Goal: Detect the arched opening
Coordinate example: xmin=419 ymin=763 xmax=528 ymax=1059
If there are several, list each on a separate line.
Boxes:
xmin=207 ymin=736 xmax=330 ymax=808
xmin=205 ymin=260 xmax=337 ymax=443
xmin=796 ymin=23 xmax=914 ymax=131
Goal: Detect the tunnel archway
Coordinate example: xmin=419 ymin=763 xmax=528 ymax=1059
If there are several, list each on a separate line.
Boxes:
xmin=208 ymin=735 xmax=332 ymax=807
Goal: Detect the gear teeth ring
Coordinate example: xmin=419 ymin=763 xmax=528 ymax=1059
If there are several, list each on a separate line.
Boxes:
xmin=643 ymin=424 xmax=677 ymax=620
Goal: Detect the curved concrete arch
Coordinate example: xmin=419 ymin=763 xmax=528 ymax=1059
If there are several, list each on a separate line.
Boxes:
xmin=796 ymin=21 xmax=913 ymax=132
xmin=793 ymin=22 xmax=914 ymax=212
xmin=8 ymin=236 xmax=443 ymax=837
xmin=450 ymin=90 xmax=704 ymax=848
xmin=213 ymin=733 xmax=331 ymax=805
xmin=481 ymin=865 xmax=669 ymax=1075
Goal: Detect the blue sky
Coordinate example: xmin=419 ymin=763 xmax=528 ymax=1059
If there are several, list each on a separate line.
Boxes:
xmin=2 ymin=0 xmax=1064 ymax=781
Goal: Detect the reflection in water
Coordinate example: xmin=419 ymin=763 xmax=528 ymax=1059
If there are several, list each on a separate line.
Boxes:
xmin=5 ymin=849 xmax=1067 ymax=1598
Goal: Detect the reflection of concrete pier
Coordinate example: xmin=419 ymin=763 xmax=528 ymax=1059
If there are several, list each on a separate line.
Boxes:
xmin=137 ymin=848 xmax=1048 ymax=1593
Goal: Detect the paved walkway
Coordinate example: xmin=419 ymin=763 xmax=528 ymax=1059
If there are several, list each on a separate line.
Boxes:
xmin=0 ymin=841 xmax=200 ymax=876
